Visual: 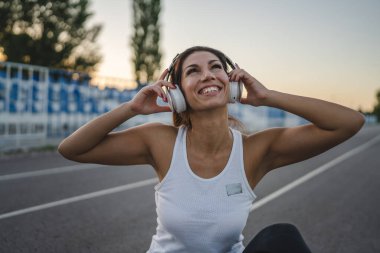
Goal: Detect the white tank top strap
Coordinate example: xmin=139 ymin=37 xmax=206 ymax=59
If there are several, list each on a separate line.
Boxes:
xmin=231 ymin=128 xmax=257 ymax=199
xmin=154 ymin=125 xmax=186 ymax=191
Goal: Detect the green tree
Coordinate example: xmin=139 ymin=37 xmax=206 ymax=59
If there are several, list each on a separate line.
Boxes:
xmin=0 ymin=0 xmax=102 ymax=72
xmin=130 ymin=0 xmax=161 ymax=84
xmin=373 ymin=89 xmax=380 ymax=122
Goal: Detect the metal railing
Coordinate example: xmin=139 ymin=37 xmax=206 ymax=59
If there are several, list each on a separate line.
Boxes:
xmin=0 ymin=61 xmax=313 ymax=152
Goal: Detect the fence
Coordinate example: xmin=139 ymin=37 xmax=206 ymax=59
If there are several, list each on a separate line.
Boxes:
xmin=0 ymin=61 xmax=310 ymax=152
xmin=0 ymin=62 xmax=135 ymax=151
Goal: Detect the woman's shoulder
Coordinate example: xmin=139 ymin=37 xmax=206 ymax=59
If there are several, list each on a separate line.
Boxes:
xmin=241 ymin=128 xmax=286 ymax=187
xmin=137 ymin=123 xmax=180 ymax=176
xmin=134 ymin=122 xmax=180 ymax=142
xmin=141 ymin=122 xmax=179 ymax=133
xmin=242 ymin=128 xmax=285 ymax=156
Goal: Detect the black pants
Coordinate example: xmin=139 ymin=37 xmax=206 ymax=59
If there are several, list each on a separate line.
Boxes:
xmin=243 ymin=223 xmax=312 ymax=253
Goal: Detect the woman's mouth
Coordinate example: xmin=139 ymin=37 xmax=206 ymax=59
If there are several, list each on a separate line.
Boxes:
xmin=198 ymin=85 xmax=221 ymax=95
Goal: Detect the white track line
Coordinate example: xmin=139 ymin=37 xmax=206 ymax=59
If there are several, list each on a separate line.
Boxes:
xmin=0 ymin=178 xmax=158 ymax=220
xmin=1 ymin=135 xmax=379 ymax=220
xmin=0 ymin=164 xmax=106 ymax=181
xmin=250 ymin=134 xmax=380 ymax=212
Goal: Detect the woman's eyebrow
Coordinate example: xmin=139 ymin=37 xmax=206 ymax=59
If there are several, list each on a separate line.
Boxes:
xmin=184 ymin=59 xmax=221 ymax=70
xmin=208 ymin=59 xmax=220 ymax=64
xmin=184 ymin=64 xmax=198 ymax=70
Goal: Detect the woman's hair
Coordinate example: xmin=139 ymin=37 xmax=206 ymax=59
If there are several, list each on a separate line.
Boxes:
xmin=169 ymin=46 xmax=245 ymax=132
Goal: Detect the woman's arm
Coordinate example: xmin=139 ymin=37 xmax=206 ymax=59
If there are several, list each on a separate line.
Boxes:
xmin=258 ymin=90 xmax=364 ymax=169
xmin=229 ymin=68 xmax=365 ymax=173
xmin=58 ymin=69 xmax=174 ymax=165
xmin=58 ymin=103 xmax=146 ymax=164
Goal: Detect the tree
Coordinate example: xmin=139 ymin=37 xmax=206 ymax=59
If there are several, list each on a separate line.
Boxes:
xmin=0 ymin=0 xmax=102 ymax=72
xmin=373 ymin=89 xmax=380 ymax=122
xmin=130 ymin=0 xmax=161 ymax=84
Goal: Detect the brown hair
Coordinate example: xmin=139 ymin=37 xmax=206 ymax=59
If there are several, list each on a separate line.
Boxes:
xmin=169 ymin=46 xmax=245 ymax=131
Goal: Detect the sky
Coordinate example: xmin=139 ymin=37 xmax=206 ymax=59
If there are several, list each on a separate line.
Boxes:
xmin=89 ymin=0 xmax=380 ymax=111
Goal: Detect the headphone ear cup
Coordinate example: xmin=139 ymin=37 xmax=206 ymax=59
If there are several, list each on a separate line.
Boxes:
xmin=229 ymin=81 xmax=243 ymax=103
xmin=166 ymin=84 xmax=187 ymax=113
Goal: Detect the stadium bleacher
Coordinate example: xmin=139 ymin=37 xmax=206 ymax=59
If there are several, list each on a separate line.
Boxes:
xmin=0 ymin=61 xmax=307 ymax=152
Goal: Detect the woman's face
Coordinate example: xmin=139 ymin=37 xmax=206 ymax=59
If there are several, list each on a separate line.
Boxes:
xmin=180 ymin=51 xmax=230 ymax=111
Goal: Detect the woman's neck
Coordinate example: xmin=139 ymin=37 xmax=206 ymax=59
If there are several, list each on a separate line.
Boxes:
xmin=187 ymin=108 xmax=232 ymax=154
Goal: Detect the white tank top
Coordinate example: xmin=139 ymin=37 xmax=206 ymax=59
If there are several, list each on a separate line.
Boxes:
xmin=147 ymin=126 xmax=256 ymax=253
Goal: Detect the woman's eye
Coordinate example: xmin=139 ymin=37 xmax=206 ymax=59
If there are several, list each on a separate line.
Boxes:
xmin=186 ymin=68 xmax=197 ymax=76
xmin=211 ymin=64 xmax=222 ymax=70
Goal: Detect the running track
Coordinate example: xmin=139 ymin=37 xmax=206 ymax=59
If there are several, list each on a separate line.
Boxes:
xmin=0 ymin=125 xmax=379 ymax=252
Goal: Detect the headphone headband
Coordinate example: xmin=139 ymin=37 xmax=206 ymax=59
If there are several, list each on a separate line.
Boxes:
xmin=165 ymin=53 xmax=180 ymax=81
xmin=224 ymin=55 xmax=237 ymax=70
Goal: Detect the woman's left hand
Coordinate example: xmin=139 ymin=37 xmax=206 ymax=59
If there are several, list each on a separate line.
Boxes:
xmin=228 ymin=66 xmax=269 ymax=107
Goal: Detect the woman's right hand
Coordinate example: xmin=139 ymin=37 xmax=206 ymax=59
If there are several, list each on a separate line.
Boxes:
xmin=129 ymin=69 xmax=176 ymax=115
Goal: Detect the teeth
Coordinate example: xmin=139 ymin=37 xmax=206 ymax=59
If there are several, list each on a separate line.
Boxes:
xmin=200 ymin=86 xmax=219 ymax=94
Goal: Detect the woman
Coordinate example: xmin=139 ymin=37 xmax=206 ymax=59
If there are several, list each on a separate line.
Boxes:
xmin=58 ymin=46 xmax=365 ymax=253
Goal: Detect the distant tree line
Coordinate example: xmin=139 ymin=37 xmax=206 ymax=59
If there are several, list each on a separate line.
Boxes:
xmin=372 ymin=90 xmax=380 ymax=122
xmin=358 ymin=89 xmax=380 ymax=123
xmin=0 ymin=0 xmax=102 ymax=72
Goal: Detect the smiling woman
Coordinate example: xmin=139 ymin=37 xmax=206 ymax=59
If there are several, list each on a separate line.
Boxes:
xmin=58 ymin=45 xmax=364 ymax=253
xmin=166 ymin=46 xmax=244 ymax=130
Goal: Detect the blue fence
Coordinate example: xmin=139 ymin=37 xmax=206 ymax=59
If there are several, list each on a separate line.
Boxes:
xmin=0 ymin=61 xmax=309 ymax=151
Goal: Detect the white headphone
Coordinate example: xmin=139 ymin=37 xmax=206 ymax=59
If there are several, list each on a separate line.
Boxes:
xmin=163 ymin=53 xmax=242 ymax=113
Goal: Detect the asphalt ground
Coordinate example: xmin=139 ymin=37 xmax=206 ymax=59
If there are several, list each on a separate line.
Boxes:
xmin=0 ymin=124 xmax=379 ymax=253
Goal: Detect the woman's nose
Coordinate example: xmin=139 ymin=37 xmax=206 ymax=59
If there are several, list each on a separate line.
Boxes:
xmin=200 ymin=69 xmax=215 ymax=81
